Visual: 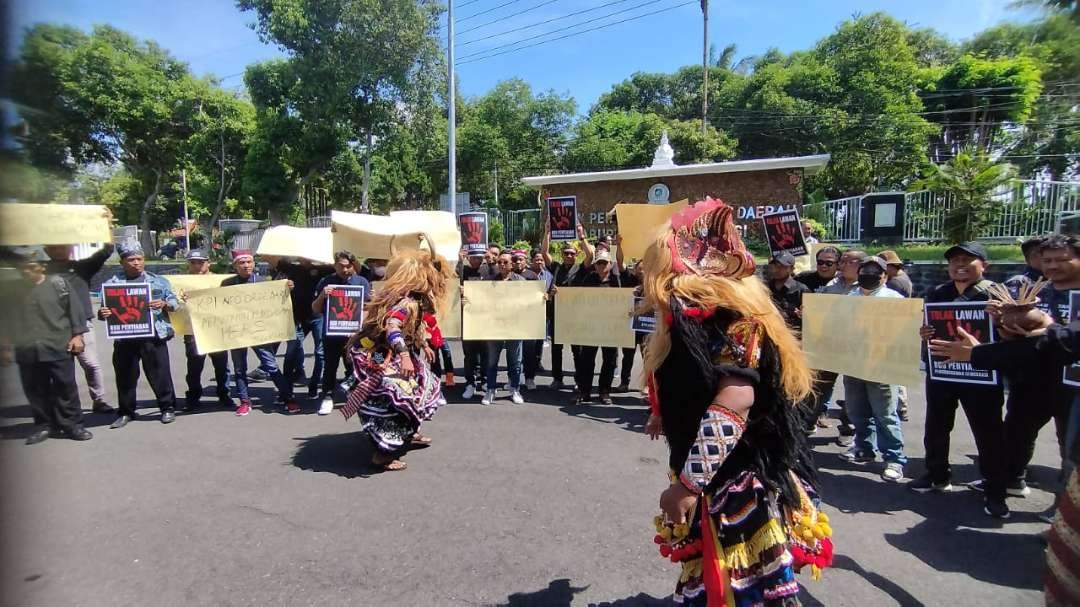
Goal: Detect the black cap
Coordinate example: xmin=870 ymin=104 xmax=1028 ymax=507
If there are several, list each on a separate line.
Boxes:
xmin=186 ymin=249 xmax=210 ymax=261
xmin=944 ymin=242 xmax=988 ymax=261
xmin=769 ymin=251 xmax=796 ymax=267
xmin=859 ymin=256 xmax=888 ymax=273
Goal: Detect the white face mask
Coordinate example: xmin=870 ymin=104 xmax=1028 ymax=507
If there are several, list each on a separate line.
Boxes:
xmin=373 ymin=266 xmax=386 ymax=278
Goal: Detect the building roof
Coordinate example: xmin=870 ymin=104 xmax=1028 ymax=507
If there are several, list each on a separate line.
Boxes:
xmin=521 ymin=153 xmax=831 ymax=187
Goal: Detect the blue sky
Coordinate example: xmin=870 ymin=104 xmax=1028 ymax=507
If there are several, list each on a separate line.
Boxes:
xmin=12 ymin=0 xmax=1039 ymax=113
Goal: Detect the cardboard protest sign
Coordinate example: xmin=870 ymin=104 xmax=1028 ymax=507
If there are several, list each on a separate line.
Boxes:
xmin=164 ymin=274 xmax=235 ymax=336
xmin=462 ymin=280 xmax=546 ymax=340
xmin=802 ymin=293 xmax=924 ymax=386
xmin=331 ymin=211 xmax=425 ymax=261
xmin=389 ymin=210 xmax=462 ymax=262
xmin=547 ymin=196 xmax=578 ymax=241
xmin=101 ymin=283 xmax=155 ymax=339
xmin=1065 ymin=291 xmax=1080 ymax=387
xmin=554 ymin=287 xmax=636 ymax=348
xmin=459 ymin=212 xmax=488 ymax=255
xmin=762 ymin=208 xmax=808 ymax=257
xmin=925 ymin=302 xmax=998 ymax=385
xmin=436 ymin=280 xmax=462 ymax=339
xmin=613 ymin=200 xmax=689 ymax=261
xmin=185 ymin=280 xmax=295 ymax=355
xmin=631 ymin=296 xmax=655 ymax=334
xmin=0 ymin=203 xmax=113 ymax=246
xmin=324 ymin=284 xmax=366 ymax=337
xmin=256 ymin=225 xmax=334 ymax=264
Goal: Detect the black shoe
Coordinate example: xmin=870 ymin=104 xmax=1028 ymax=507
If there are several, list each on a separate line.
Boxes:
xmin=181 ymin=401 xmax=201 ymax=413
xmin=968 ymin=479 xmax=1031 ymax=497
xmin=218 ymin=397 xmax=235 ymax=409
xmin=836 ymin=434 xmax=854 ymax=448
xmin=908 ymin=474 xmax=952 ymax=493
xmin=307 ymin=382 xmax=319 ymax=398
xmin=984 ymin=496 xmax=1010 ymax=519
xmin=92 ymin=401 xmax=116 ymax=414
xmin=63 ymin=426 xmax=93 ymax=441
xmin=599 ymin=393 xmax=613 ymax=405
xmin=25 ymin=428 xmax=50 ymax=445
xmin=110 ymin=414 xmax=133 ymax=429
xmin=573 ymin=395 xmax=591 ymax=406
xmin=161 ymin=410 xmax=176 ymax=424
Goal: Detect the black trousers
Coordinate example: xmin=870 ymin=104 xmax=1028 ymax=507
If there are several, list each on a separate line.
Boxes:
xmin=620 ymin=347 xmax=636 ymax=385
xmin=462 ymin=340 xmax=488 ymax=389
xmin=551 ymin=343 xmax=574 ymax=383
xmin=112 ymin=338 xmax=176 ymax=416
xmin=523 ymin=340 xmax=543 ymax=380
xmin=1005 ymin=378 xmax=1071 ymax=482
xmin=577 ymin=346 xmax=617 ymax=397
xmin=321 ymin=337 xmax=350 ymax=396
xmin=923 ymin=378 xmax=1007 ymax=498
xmin=184 ymin=335 xmax=230 ymax=405
xmin=19 ymin=358 xmax=83 ymax=431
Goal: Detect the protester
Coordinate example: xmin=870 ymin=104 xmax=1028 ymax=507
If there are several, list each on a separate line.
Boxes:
xmin=481 ymin=252 xmax=526 ymax=405
xmin=311 ymin=250 xmax=372 ymax=415
xmin=795 ymin=245 xmax=841 ymax=292
xmin=640 ymin=198 xmax=831 ymax=604
xmin=912 ymin=242 xmax=1008 ymax=518
xmin=765 ymin=250 xmax=809 ymax=330
xmin=803 ymin=219 xmax=820 ymax=245
xmin=98 ymin=242 xmax=180 ymax=428
xmin=221 ymin=249 xmax=297 ymax=416
xmin=484 ymin=244 xmax=502 ymax=269
xmin=2 ymin=250 xmax=93 ymax=443
xmin=459 ymin=249 xmax=490 ymax=399
xmin=541 ymin=226 xmax=585 ymax=390
xmin=1005 ymin=235 xmax=1047 ymax=298
xmin=180 ymin=250 xmax=232 ymax=412
xmin=879 ymin=250 xmax=913 ymax=297
xmin=511 ymin=249 xmax=539 ymax=280
xmin=840 ymin=256 xmax=907 ymax=482
xmin=616 ymin=251 xmax=643 ymax=392
xmin=360 ymin=257 xmax=388 ymax=283
xmin=44 ymin=242 xmax=116 ymax=414
xmin=573 ymin=249 xmax=623 ymax=405
xmin=341 ymin=249 xmax=448 ymax=471
xmin=515 ymin=249 xmax=545 ymax=389
xmin=277 ymin=257 xmax=332 ymax=396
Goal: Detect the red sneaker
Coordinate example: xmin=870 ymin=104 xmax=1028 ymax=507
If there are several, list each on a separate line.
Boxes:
xmin=285 ymin=399 xmax=300 ymax=414
xmin=236 ymin=400 xmax=252 ymax=416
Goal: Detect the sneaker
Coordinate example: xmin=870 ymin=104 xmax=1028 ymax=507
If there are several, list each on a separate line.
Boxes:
xmin=984 ymin=496 xmax=1011 ymax=519
xmin=1038 ymin=506 xmax=1057 ymax=524
xmin=437 ymin=396 xmax=448 ymax=406
xmin=481 ymin=390 xmax=495 ymax=405
xmin=551 ymin=380 xmax=565 ymax=390
xmin=898 ymin=405 xmax=910 ymax=422
xmin=617 ymin=381 xmax=630 ymax=393
xmin=285 ymin=399 xmax=301 ymax=414
xmin=836 ymin=435 xmax=855 ymax=448
xmin=248 ymin=369 xmax=269 ymax=382
xmin=599 ymin=393 xmax=613 ymax=405
xmin=815 ymin=414 xmax=830 ymax=429
xmin=462 ymin=385 xmax=476 ymax=400
xmin=968 ymin=479 xmax=1031 ymax=498
xmin=839 ymin=449 xmax=875 ymax=464
xmin=882 ymin=462 xmax=905 ymax=483
xmin=525 ymin=379 xmax=536 ymax=390
xmin=908 ymin=474 xmax=952 ymax=493
xmin=510 ymin=390 xmax=524 ymax=404
xmin=236 ymin=400 xmax=252 ymax=416
xmin=318 ymin=397 xmax=334 ymax=415
xmin=92 ymin=401 xmax=116 ymax=414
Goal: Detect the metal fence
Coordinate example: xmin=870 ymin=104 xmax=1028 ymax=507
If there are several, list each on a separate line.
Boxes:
xmin=505 ymin=209 xmax=541 ymax=246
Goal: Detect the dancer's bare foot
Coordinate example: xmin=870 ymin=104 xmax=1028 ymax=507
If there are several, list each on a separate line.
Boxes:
xmin=372 ymin=453 xmax=408 ymax=471
xmin=410 ymin=433 xmax=432 ymax=448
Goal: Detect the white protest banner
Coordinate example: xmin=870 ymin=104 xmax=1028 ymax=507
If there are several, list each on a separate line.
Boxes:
xmin=256 ymin=225 xmax=334 ymax=264
xmin=186 ymin=280 xmax=295 ymax=355
xmin=462 ymin=280 xmax=546 ymax=340
xmin=0 ymin=203 xmax=113 ymax=245
xmin=555 ymin=287 xmax=637 ymax=348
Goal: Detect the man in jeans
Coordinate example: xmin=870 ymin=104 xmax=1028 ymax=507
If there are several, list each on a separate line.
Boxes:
xmin=179 ymin=250 xmax=232 ymax=412
xmin=481 ymin=252 xmax=526 ymax=405
xmin=839 ymin=256 xmax=908 ymax=483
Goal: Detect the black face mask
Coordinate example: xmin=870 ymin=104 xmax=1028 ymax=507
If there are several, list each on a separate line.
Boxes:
xmin=857 ymin=274 xmax=882 ymax=290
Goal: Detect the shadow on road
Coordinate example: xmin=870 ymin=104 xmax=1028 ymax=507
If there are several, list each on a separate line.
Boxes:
xmin=493 ymin=578 xmax=589 ymax=606
xmin=291 ymin=430 xmax=376 ymax=479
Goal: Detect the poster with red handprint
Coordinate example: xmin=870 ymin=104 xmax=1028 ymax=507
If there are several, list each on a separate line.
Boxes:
xmin=1064 ymin=292 xmax=1080 ymax=387
xmin=547 ymin=196 xmax=578 ymax=241
xmin=324 ymin=285 xmax=366 ymax=337
xmin=925 ymin=302 xmax=998 ymax=385
xmin=102 ymin=283 xmax=155 ymax=340
xmin=761 ymin=208 xmax=808 ymax=257
xmin=459 ymin=212 xmax=488 ymax=256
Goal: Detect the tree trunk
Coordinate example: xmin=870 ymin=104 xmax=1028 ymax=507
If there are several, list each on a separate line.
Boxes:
xmin=278 ymin=165 xmax=323 ymax=225
xmin=139 ymin=169 xmax=163 ymax=255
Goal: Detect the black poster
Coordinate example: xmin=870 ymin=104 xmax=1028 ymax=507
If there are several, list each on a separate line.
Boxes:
xmin=459 ymin=212 xmax=488 ymax=255
xmin=1064 ymin=292 xmax=1080 ymax=387
xmin=925 ymin=302 xmax=998 ymax=385
xmin=324 ymin=285 xmax=366 ymax=337
xmin=630 ymin=296 xmax=655 ymax=334
xmin=101 ymin=283 xmax=155 ymax=340
xmin=761 ymin=208 xmax=808 ymax=257
xmin=547 ymin=196 xmax=577 ymax=241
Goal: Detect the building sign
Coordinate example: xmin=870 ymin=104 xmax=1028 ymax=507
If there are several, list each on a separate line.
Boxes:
xmin=736 ymin=203 xmax=798 ymax=221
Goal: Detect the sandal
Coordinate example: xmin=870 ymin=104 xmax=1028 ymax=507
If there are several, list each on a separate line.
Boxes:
xmin=372 ymin=455 xmax=408 ymax=472
xmin=409 ymin=434 xmax=433 ymax=448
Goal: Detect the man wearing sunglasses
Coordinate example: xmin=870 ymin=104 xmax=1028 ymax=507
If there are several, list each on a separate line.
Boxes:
xmin=795 ymin=246 xmax=841 ymax=292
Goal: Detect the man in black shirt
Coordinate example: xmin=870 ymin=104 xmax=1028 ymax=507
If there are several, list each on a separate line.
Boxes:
xmin=460 ymin=249 xmax=490 ymax=398
xmin=794 ymin=245 xmax=840 ymax=293
xmin=277 ymin=257 xmax=333 ymax=396
xmin=574 ymin=250 xmax=623 ymax=405
xmin=541 ymin=228 xmax=585 ymax=390
xmin=45 ymin=243 xmax=115 ymax=413
xmin=913 ymin=242 xmax=1009 ymax=518
xmin=765 ymin=251 xmax=808 ymax=330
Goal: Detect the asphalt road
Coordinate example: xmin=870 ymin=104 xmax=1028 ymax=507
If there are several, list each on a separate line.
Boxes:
xmin=0 ymin=325 xmax=1062 ymax=606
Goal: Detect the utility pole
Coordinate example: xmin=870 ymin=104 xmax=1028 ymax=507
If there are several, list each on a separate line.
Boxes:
xmin=362 ymin=130 xmax=372 ymax=213
xmin=181 ymin=168 xmax=190 ymax=254
xmin=448 ymin=0 xmax=457 ymax=215
xmin=493 ymin=161 xmax=499 ymax=207
xmin=701 ymin=0 xmax=709 ymax=135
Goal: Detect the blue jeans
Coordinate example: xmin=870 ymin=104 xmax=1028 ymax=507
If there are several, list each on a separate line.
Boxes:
xmin=843 ymin=376 xmax=906 ymax=465
xmin=284 ymin=317 xmax=324 ymax=387
xmin=486 ymin=340 xmax=523 ymax=391
xmin=231 ymin=344 xmax=292 ymax=401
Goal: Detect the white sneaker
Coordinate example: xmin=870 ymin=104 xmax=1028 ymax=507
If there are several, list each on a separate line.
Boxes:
xmin=318 ymin=397 xmax=334 ymax=416
xmin=510 ymin=390 xmax=524 ymax=404
xmin=481 ymin=390 xmax=495 ymax=405
xmin=525 ymin=379 xmax=536 ymax=390
xmin=437 ymin=396 xmax=447 ymax=406
xmin=882 ymin=462 xmax=905 ymax=483
xmin=462 ymin=385 xmax=476 ymax=399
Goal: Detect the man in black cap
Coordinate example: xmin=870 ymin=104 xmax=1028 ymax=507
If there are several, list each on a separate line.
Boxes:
xmin=765 ymin=251 xmax=809 ymax=330
xmin=179 ymin=250 xmax=232 ymax=412
xmin=913 ymin=241 xmax=1009 ymax=518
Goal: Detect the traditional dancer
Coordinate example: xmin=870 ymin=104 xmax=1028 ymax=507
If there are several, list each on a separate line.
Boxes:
xmin=340 ymin=249 xmax=450 ymax=472
xmin=640 ymin=198 xmax=833 ymax=605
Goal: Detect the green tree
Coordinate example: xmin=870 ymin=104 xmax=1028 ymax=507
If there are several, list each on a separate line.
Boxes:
xmin=913 ymin=146 xmax=1017 ymax=242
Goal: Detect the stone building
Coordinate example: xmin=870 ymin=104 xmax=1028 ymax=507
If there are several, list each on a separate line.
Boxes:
xmin=522 ymin=133 xmax=830 ymax=238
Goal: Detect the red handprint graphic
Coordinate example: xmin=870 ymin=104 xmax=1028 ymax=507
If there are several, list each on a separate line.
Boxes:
xmin=332 ymin=293 xmax=358 ymax=321
xmin=551 ymin=205 xmax=574 ymax=231
xmin=944 ymin=321 xmax=983 ymax=343
xmin=110 ymin=294 xmax=147 ymax=324
xmin=771 ymin=220 xmax=798 ymax=249
xmin=462 ymin=219 xmax=485 ymax=245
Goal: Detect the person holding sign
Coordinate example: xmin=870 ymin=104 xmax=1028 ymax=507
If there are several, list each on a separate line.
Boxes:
xmin=1 ymin=250 xmax=93 ymax=444
xmin=312 ymin=251 xmax=371 ymax=416
xmin=221 ymin=250 xmax=297 ymax=417
xmin=572 ymin=249 xmax=625 ymax=406
xmin=179 ymin=250 xmax=233 ymax=413
xmin=638 ymin=198 xmax=831 ymax=605
xmin=98 ymin=242 xmax=180 ymax=429
xmin=481 ymin=252 xmax=528 ymax=405
xmin=340 ymin=250 xmax=449 ymax=472
xmin=764 ymin=251 xmax=809 ymax=331
xmin=540 ymin=225 xmax=586 ymax=391
xmin=459 ymin=249 xmax=492 ymax=398
xmin=912 ymin=242 xmax=1009 ymax=518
